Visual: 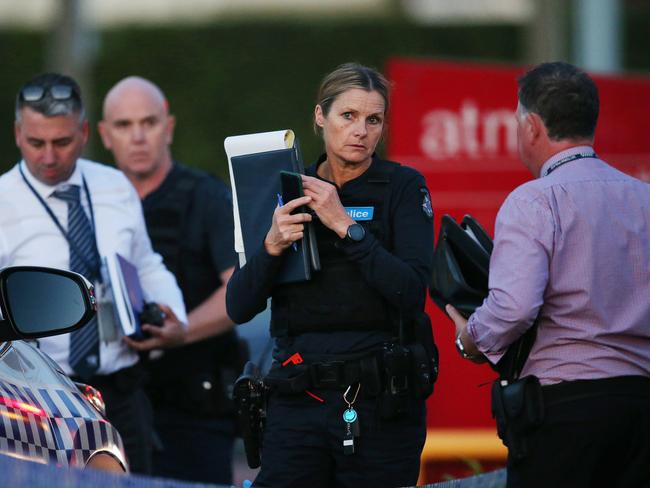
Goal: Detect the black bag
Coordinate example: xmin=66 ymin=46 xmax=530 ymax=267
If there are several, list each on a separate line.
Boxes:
xmin=430 ymin=214 xmax=492 ymax=318
xmin=429 ymin=214 xmax=538 ymax=380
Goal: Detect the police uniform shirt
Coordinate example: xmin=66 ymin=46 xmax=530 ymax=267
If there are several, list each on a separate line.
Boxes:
xmin=0 ymin=159 xmax=187 ymax=376
xmin=226 ymin=155 xmax=434 ymax=357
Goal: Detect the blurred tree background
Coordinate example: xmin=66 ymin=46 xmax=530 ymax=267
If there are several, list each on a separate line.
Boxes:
xmin=0 ymin=1 xmax=647 ymax=181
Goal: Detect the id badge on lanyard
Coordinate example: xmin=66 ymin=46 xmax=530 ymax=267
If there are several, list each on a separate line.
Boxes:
xmin=19 ymin=165 xmax=122 ymax=343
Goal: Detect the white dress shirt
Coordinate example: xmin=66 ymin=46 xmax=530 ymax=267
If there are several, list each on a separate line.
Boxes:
xmin=0 ymin=159 xmax=187 ymax=376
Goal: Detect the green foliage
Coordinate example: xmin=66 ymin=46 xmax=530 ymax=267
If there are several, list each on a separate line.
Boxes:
xmin=0 ymin=30 xmax=48 ymax=168
xmin=625 ymin=2 xmax=650 ymax=71
xmin=0 ymin=10 xmax=647 ymax=181
xmin=90 ymin=21 xmax=521 ymax=180
xmin=0 ymin=21 xmax=520 ymax=180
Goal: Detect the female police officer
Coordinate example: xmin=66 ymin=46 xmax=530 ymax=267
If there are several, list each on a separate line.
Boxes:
xmin=226 ymin=63 xmax=434 ymax=488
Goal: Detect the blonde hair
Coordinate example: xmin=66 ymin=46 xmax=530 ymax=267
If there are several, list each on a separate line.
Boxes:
xmin=314 ymin=62 xmax=389 ymax=135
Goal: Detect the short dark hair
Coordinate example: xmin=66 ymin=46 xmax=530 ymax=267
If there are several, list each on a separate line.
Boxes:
xmin=314 ymin=62 xmax=390 ymax=135
xmin=518 ymin=62 xmax=599 ymax=141
xmin=15 ymin=72 xmax=84 ymax=122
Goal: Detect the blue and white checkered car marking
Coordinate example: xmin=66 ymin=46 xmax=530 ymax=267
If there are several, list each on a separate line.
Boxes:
xmin=0 ymin=378 xmax=124 ymax=468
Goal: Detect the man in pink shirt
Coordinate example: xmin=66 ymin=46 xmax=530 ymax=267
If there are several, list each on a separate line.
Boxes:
xmin=447 ymin=62 xmax=650 ymax=487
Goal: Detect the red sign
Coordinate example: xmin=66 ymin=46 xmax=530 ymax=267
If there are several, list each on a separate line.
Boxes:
xmin=386 ymin=58 xmax=650 ymax=429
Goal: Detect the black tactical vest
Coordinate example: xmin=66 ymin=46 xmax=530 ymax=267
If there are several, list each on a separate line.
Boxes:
xmin=143 ymin=166 xmax=198 ymax=293
xmin=143 ymin=164 xmax=241 ymax=415
xmin=270 ymin=158 xmax=400 ymax=337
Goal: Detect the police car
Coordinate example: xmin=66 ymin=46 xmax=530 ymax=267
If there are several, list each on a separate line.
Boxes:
xmin=0 ymin=266 xmax=127 ymax=472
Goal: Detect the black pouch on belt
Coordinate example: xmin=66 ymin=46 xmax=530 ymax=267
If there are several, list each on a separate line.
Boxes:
xmin=408 ymin=312 xmax=439 ymax=399
xmin=491 ymin=375 xmax=544 ymax=462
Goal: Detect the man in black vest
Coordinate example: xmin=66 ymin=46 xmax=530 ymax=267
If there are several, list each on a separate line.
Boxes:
xmin=99 ymin=77 xmax=239 ymax=484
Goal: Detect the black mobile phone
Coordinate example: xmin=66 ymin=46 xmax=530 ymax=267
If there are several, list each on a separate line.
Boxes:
xmin=280 ymin=171 xmax=306 ymax=213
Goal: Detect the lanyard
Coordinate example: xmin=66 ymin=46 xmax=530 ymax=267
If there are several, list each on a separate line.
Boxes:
xmin=19 ymin=164 xmax=101 ymax=279
xmin=543 ymin=152 xmax=597 ymax=176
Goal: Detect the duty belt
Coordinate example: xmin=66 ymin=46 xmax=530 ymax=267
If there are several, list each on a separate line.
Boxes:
xmin=264 ymin=353 xmax=384 ymax=395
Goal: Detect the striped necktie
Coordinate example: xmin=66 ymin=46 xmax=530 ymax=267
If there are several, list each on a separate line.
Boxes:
xmin=52 ymin=185 xmax=100 ymax=379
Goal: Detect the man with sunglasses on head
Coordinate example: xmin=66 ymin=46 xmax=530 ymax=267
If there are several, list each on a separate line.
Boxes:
xmin=99 ymin=76 xmax=240 ymax=485
xmin=0 ymin=72 xmax=188 ymax=474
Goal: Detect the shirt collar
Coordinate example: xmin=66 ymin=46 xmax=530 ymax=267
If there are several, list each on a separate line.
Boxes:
xmin=19 ymin=160 xmax=84 ymax=198
xmin=540 ymin=145 xmax=596 ymax=177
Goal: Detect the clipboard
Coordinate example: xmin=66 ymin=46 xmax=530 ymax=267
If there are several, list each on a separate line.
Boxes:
xmin=224 ymin=130 xmax=320 ymax=284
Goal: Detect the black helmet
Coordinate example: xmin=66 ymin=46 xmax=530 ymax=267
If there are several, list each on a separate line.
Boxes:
xmin=430 ymin=214 xmax=493 ymax=318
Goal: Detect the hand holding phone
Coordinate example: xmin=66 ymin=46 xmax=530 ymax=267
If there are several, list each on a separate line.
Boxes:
xmin=280 ymin=171 xmax=307 ymax=214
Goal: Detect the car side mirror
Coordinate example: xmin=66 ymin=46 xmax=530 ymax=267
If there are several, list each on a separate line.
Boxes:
xmin=0 ymin=266 xmax=96 ymax=341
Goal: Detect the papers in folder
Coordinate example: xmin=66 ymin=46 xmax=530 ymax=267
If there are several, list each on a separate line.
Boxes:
xmin=224 ymin=130 xmax=320 ymax=284
xmin=103 ymin=253 xmax=146 ymax=338
xmin=225 ymin=130 xmax=294 ymax=259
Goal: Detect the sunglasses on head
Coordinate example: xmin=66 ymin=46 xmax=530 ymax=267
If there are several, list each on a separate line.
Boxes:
xmin=20 ymin=84 xmax=74 ymax=102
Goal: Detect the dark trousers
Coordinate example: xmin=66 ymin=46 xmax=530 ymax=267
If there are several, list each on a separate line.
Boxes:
xmin=73 ymin=364 xmax=153 ymax=475
xmin=254 ymin=388 xmax=426 ymax=488
xmin=152 ymin=406 xmax=235 ymax=485
xmin=508 ymin=376 xmax=650 ymax=488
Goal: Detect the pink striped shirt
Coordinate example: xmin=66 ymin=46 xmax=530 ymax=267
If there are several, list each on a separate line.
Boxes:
xmin=467 ymin=146 xmax=650 ymax=385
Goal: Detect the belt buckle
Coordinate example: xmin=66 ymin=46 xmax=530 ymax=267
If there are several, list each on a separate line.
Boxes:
xmin=312 ymin=361 xmax=344 ymax=388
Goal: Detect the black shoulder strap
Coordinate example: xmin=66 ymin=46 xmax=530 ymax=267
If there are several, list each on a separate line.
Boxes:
xmin=494 ymin=321 xmax=538 ymax=382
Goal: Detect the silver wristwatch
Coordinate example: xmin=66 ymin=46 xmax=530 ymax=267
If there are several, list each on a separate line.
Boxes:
xmin=455 ymin=332 xmax=480 ymax=360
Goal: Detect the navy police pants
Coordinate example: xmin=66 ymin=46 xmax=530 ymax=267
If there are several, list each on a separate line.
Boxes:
xmin=254 ymin=388 xmax=426 ymax=488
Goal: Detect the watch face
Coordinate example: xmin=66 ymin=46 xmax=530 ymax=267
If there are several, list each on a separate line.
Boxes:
xmin=455 ymin=336 xmax=466 ymax=357
xmin=455 ymin=335 xmax=473 ymax=359
xmin=347 ymin=224 xmax=366 ymax=242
